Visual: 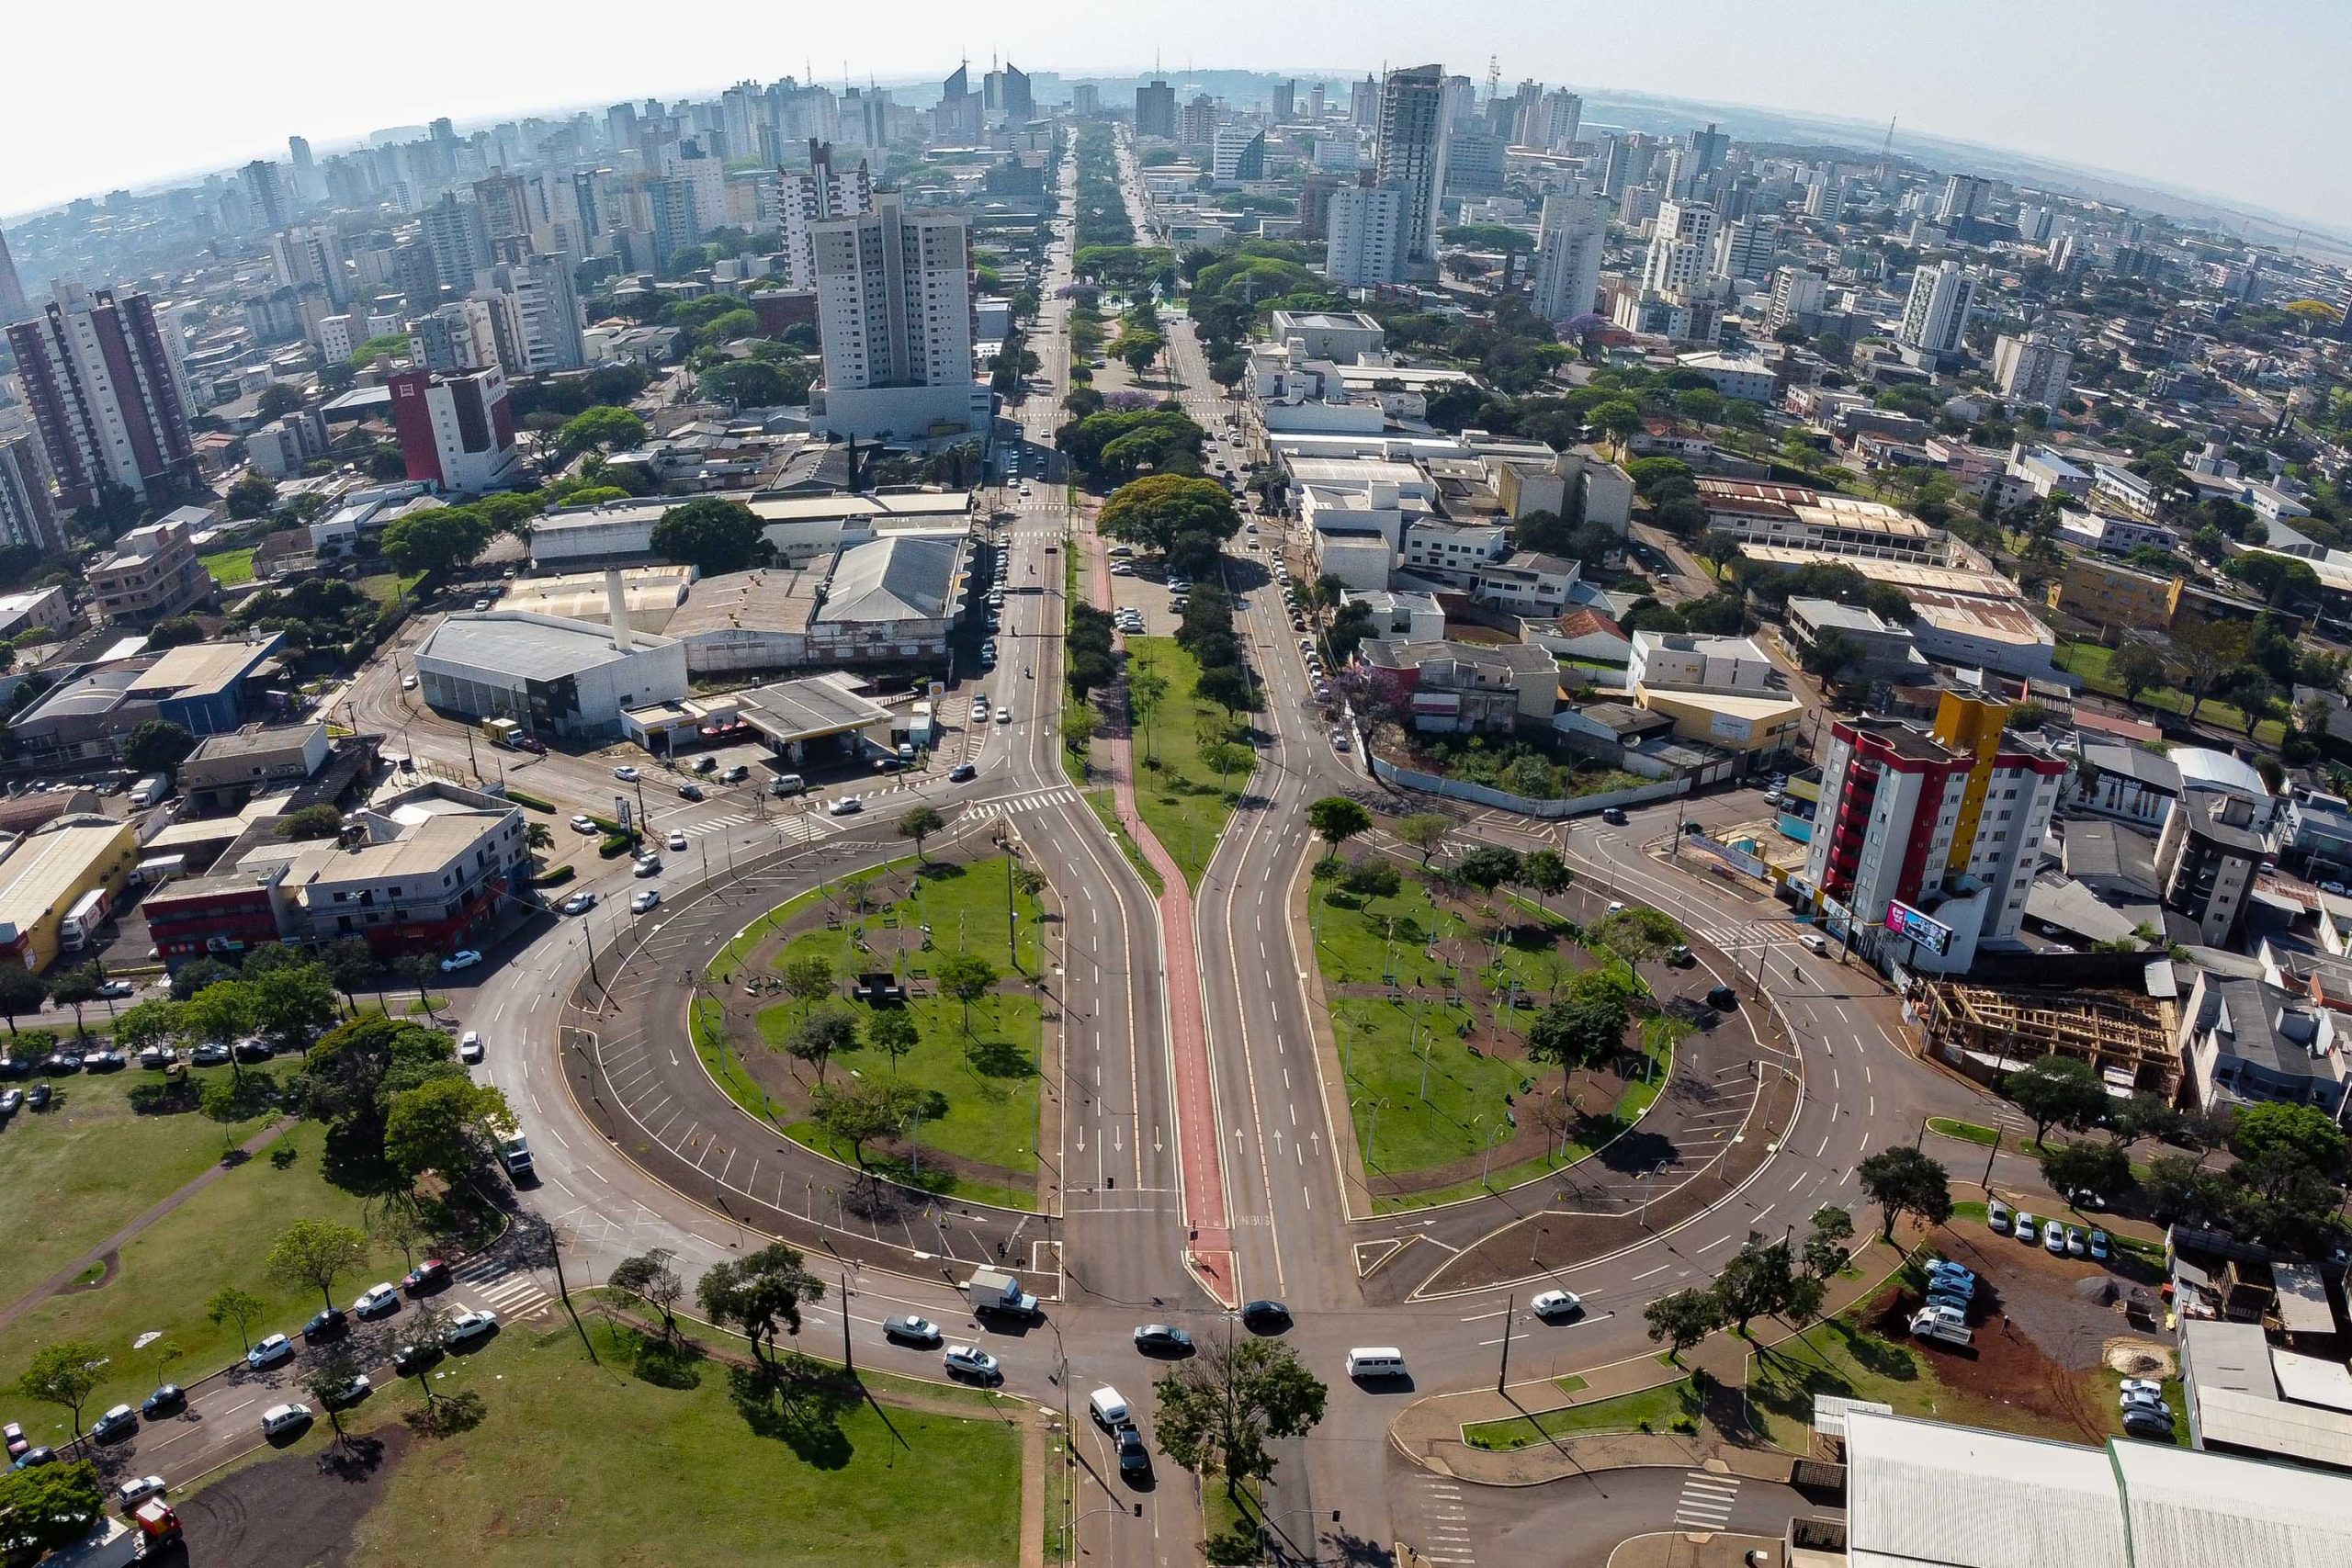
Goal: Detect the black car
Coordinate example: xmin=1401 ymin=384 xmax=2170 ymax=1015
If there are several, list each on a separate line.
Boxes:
xmin=141 ymin=1384 xmax=185 ymax=1418
xmin=676 ymin=783 xmax=705 ymax=801
xmin=1133 ymin=1324 xmax=1193 ymax=1356
xmin=1238 ymin=1299 xmax=1291 ymax=1334
xmin=26 ymin=1083 xmax=51 ymax=1111
xmin=948 ymin=762 xmax=978 ymax=783
xmin=303 ymin=1306 xmax=349 ymax=1344
xmin=1600 ymin=807 xmax=1629 ymax=826
xmin=38 ymin=1053 xmax=79 ymax=1075
xmin=89 ymin=1406 xmax=137 ymax=1443
xmin=11 ymin=1447 xmax=54 ymax=1471
xmin=1115 ymin=1423 xmax=1151 ymax=1478
xmin=0 ymin=1056 xmax=30 ymax=1079
xmin=390 ymin=1341 xmax=443 ymax=1376
xmin=232 ymin=1038 xmax=275 ymax=1064
xmin=1704 ymin=985 xmax=1739 ymax=1011
xmin=0 ymin=1089 xmax=20 ymax=1116
xmin=84 ymin=1051 xmax=126 ymax=1073
xmin=190 ymin=1043 xmax=232 ymax=1066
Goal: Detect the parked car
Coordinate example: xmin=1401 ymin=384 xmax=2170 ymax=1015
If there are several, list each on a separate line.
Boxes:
xmin=402 ymin=1258 xmax=449 ymax=1294
xmin=390 ymin=1341 xmax=443 ymax=1376
xmin=2088 ymin=1229 xmax=2110 ymax=1261
xmin=2064 ymin=1226 xmax=2087 ymax=1258
xmin=230 ymin=1039 xmax=272 ymax=1065
xmin=322 ymin=1373 xmax=371 ymax=1410
xmin=3 ymin=1423 xmax=26 ymax=1459
xmin=25 ymin=1084 xmax=50 ymax=1111
xmin=2016 ymin=1213 xmax=2040 ymax=1245
xmin=570 ymin=815 xmax=597 ymax=834
xmin=259 ymin=1404 xmax=312 ymax=1438
xmin=115 ymin=1474 xmax=166 ymax=1508
xmin=96 ymin=980 xmax=135 ymax=999
xmin=1133 ymin=1324 xmax=1193 ymax=1356
xmin=246 ymin=1334 xmax=293 ymax=1370
xmin=11 ymin=1448 xmax=54 ymax=1471
xmin=1531 ymin=1290 xmax=1584 ymax=1320
xmin=354 ymin=1283 xmax=401 ymax=1320
xmin=443 ymin=1309 xmax=498 ymax=1346
xmin=39 ymin=1053 xmax=78 ymax=1074
xmin=140 ymin=1384 xmax=185 ymax=1418
xmin=136 ymin=1045 xmax=173 ymax=1070
xmin=90 ymin=1404 xmax=137 ymax=1442
xmin=0 ymin=1089 xmax=19 ymax=1116
xmin=303 ymin=1307 xmax=349 ymax=1344
xmin=190 ymin=1043 xmax=232 ymax=1067
xmin=2045 ymin=1222 xmax=2069 ymax=1255
xmin=1987 ymin=1199 xmax=2013 ymax=1235
xmin=2120 ymin=1378 xmax=2165 ymax=1403
xmin=883 ymin=1315 xmax=940 ymax=1345
xmin=440 ymin=950 xmax=481 ymax=973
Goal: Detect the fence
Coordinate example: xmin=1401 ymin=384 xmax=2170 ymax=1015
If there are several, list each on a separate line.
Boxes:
xmin=1367 ymin=754 xmax=1690 ymax=818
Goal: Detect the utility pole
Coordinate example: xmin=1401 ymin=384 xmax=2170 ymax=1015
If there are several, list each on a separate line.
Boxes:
xmin=1497 ymin=1292 xmax=1514 ymax=1392
xmin=840 ymin=1269 xmax=854 ymax=1371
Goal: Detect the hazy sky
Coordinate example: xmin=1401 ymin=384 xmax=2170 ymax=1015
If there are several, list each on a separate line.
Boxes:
xmin=10 ymin=0 xmax=2347 ymax=233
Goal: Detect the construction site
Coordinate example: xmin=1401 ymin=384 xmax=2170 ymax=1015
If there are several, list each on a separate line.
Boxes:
xmin=1913 ymin=976 xmax=2182 ymax=1099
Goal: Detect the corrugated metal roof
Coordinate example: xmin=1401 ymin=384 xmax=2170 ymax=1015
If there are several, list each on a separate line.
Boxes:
xmin=2116 ymin=1438 xmax=2352 ymax=1565
xmin=1844 ymin=1410 xmax=2126 ymax=1567
xmin=2270 ymin=1263 xmax=2335 ymax=1336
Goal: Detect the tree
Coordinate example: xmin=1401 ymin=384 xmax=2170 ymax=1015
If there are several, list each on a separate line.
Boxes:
xmin=1153 ymin=1335 xmax=1327 ymax=1504
xmin=897 ymin=805 xmax=946 ymax=863
xmin=1195 ymin=665 xmax=1254 ymax=717
xmin=1062 ymin=705 xmax=1099 ymax=753
xmin=321 ymin=937 xmax=375 ymax=1014
xmin=266 ymin=1218 xmax=369 ymax=1312
xmin=0 ymin=1459 xmax=107 ymax=1557
xmin=381 ymin=507 xmax=492 ymax=579
xmin=17 ymin=1340 xmax=106 ymax=1438
xmin=1338 ymin=858 xmax=1401 ymax=899
xmin=933 ymin=953 xmax=999 ymax=1035
xmin=2232 ymin=1101 xmax=2350 ymax=1187
xmin=385 ymin=1076 xmax=515 ymax=1185
xmin=2171 ymin=620 xmax=2248 ymax=722
xmin=113 ymin=997 xmax=180 ymax=1054
xmin=2005 ymin=1054 xmax=2109 ymax=1146
xmin=206 ymin=1285 xmax=266 ymax=1351
xmin=1114 ymin=327 xmax=1165 ymax=378
xmin=865 ymin=1008 xmax=920 ymax=1074
xmin=44 ymin=964 xmax=102 ymax=1042
xmin=2106 ymin=1091 xmax=2183 ymax=1149
xmin=395 ymin=953 xmax=442 ymax=1016
xmin=1856 ymin=1146 xmax=1952 ymax=1240
xmin=2041 ymin=1138 xmax=2132 ymax=1202
xmin=275 ymin=803 xmax=347 ymax=840
xmin=1588 ymin=907 xmax=1682 ymax=968
xmin=650 ymin=497 xmax=766 ymax=576
xmin=1305 ymin=796 xmax=1373 ymax=863
xmin=246 ymin=962 xmax=340 ymax=1053
xmin=1802 ymin=1205 xmax=1855 ymax=1280
xmin=554 ymin=404 xmax=647 ymax=457
xmin=608 ymin=1251 xmax=685 ymax=1342
xmin=124 ymin=718 xmax=198 ymax=776
xmin=1524 ymin=992 xmax=1629 ymax=1084
xmin=780 ymin=953 xmax=834 ymax=1014
xmin=1126 ymin=666 xmax=1170 ymax=761
xmin=1643 ymin=1288 xmax=1724 ymax=1364
xmin=1453 ymin=844 xmax=1522 ymax=894
xmin=1097 ymin=474 xmax=1241 ymax=556
xmin=1518 ymin=849 xmax=1573 ymax=910
xmin=370 ymin=1196 xmax=432 ymax=1270
xmin=2109 ymin=641 xmax=2170 ymax=709
xmin=1715 ymin=1236 xmax=1797 ymax=1336
xmin=1393 ymin=813 xmax=1450 ymax=867
xmin=306 ymin=1350 xmax=366 ymax=1442
xmin=808 ymin=1077 xmax=926 ymax=1167
xmin=784 ymin=1001 xmax=860 ymax=1084
xmin=226 ymin=469 xmax=279 ymax=520
xmin=695 ymin=1242 xmax=823 ymax=1374
xmin=0 ymin=964 xmax=46 ymax=1037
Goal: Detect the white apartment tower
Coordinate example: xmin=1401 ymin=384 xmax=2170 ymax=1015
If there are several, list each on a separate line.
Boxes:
xmin=1530 ymin=186 xmax=1607 ymax=321
xmin=269 ymin=226 xmax=350 ymax=307
xmin=1991 ymin=332 xmax=2074 ymax=412
xmin=1515 ymin=89 xmax=1582 ymax=152
xmin=812 ymin=191 xmax=972 ymax=392
xmin=1643 ymin=200 xmax=1719 ymax=298
xmin=474 ymin=255 xmax=585 ymax=374
xmin=1899 ymin=259 xmax=1977 ymax=357
xmin=1767 ymin=266 xmax=1827 ymax=333
xmin=778 ymin=141 xmax=873 ymax=292
xmin=1324 ymin=185 xmax=1408 ymax=287
xmin=1374 ymin=64 xmax=1451 ymax=281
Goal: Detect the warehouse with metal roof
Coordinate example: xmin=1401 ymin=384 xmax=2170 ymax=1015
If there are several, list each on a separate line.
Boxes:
xmin=413 ymin=610 xmax=688 ymax=740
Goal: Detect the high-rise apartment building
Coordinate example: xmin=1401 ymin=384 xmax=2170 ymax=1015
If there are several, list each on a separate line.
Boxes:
xmin=1069 ymin=84 xmax=1100 ymax=118
xmin=475 ymin=255 xmax=585 ymax=374
xmin=1374 ymin=64 xmax=1450 ymax=281
xmin=269 ymin=226 xmax=351 ymax=307
xmin=779 ymin=141 xmax=873 ymax=292
xmin=1680 ymin=123 xmax=1730 ymax=187
xmin=1938 ymin=174 xmax=1993 ymax=225
xmin=1802 ymin=691 xmax=2065 ymax=973
xmin=1899 ymin=259 xmax=1978 ymax=358
xmin=473 ymin=173 xmax=536 ymax=243
xmin=1136 ymin=79 xmax=1176 ymax=139
xmin=1515 ymin=89 xmax=1582 ymax=151
xmin=1643 ymin=200 xmax=1719 ymax=298
xmin=1767 ymin=266 xmax=1828 ymax=333
xmin=1212 ymin=128 xmax=1266 ymax=183
xmin=241 ymin=160 xmax=288 ymax=230
xmin=421 ymin=194 xmax=492 ymax=299
xmin=288 ymin=135 xmax=319 ymax=202
xmin=0 ymin=225 xmax=28 ymax=323
xmin=1600 ymin=132 xmax=1656 ymax=197
xmin=408 ymin=299 xmax=503 ymax=374
xmin=1178 ymin=96 xmax=1219 ymax=148
xmin=6 ymin=283 xmax=198 ymax=511
xmin=1530 ymin=186 xmax=1607 ymax=321
xmin=388 ymin=366 xmax=520 ymax=493
xmin=1271 ymin=80 xmax=1295 ymax=121
xmin=1991 ymin=332 xmax=2074 ymax=412
xmin=1325 ymin=184 xmax=1407 ymax=287
xmin=0 ymin=437 xmax=62 ymax=554
xmin=811 ymin=192 xmax=984 ymax=438
xmin=1710 ymin=219 xmax=1779 ymax=285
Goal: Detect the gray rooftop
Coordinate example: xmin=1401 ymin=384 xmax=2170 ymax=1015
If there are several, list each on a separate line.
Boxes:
xmin=817 ymin=534 xmax=965 ymax=626
xmin=737 ymin=675 xmax=894 ymax=740
xmin=2062 ymin=818 xmax=2161 ymax=897
xmin=415 ymin=611 xmax=671 ymax=682
xmin=2081 ymin=741 xmax=2182 ymax=793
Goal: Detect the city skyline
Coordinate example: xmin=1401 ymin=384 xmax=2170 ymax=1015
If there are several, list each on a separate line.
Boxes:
xmin=7 ymin=0 xmax=2350 ymax=236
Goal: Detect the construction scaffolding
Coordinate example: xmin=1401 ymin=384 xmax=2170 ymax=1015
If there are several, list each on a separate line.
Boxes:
xmin=1916 ymin=979 xmax=2180 ymax=1098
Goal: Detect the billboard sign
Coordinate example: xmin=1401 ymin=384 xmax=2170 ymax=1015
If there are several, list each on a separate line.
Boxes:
xmin=1883 ymin=898 xmax=1952 ymax=955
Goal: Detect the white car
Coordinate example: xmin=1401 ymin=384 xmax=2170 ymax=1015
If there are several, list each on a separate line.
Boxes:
xmin=400 ymin=674 xmax=419 ymax=691
xmin=944 ymin=1344 xmax=1001 ymax=1382
xmin=440 ymin=950 xmax=481 ymax=974
xmin=259 ymin=1403 xmax=312 ymax=1438
xmin=247 ymin=1333 xmax=293 ymax=1370
xmin=354 ymin=1282 xmax=401 ymax=1319
xmin=443 ymin=1308 xmax=498 ymax=1346
xmin=2120 ymin=1379 xmax=2165 ymax=1404
xmin=458 ymin=1031 xmax=483 ymax=1064
xmin=613 ymin=764 xmax=639 ymax=782
xmin=570 ymin=814 xmax=597 ymax=834
xmin=631 ymin=889 xmax=662 ymax=914
xmin=116 ymin=1475 xmax=166 ymax=1507
xmin=829 ymin=796 xmax=863 ymax=816
xmin=668 ymin=830 xmax=689 ymax=851
xmin=1531 ymin=1290 xmax=1583 ymax=1319
xmin=996 ymin=708 xmax=1012 ymax=725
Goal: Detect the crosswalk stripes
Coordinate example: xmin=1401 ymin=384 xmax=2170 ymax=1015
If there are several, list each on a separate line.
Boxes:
xmin=961 ymin=787 xmax=1080 ymax=822
xmin=452 ymin=1258 xmax=555 ymax=1322
xmin=671 ymin=811 xmax=752 ymax=840
xmin=1409 ymin=1472 xmax=1476 ymax=1565
xmin=1673 ymin=1470 xmax=1741 ymax=1529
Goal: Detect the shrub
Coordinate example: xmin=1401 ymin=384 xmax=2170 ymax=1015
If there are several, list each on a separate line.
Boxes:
xmin=503 ymin=788 xmax=555 ymax=813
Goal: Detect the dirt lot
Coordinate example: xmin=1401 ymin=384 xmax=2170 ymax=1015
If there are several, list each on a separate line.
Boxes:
xmin=1868 ymin=1281 xmax=2112 ymax=1443
xmin=1930 ymin=1214 xmax=2166 ymax=1373
xmin=177 ymin=1424 xmax=413 ymax=1566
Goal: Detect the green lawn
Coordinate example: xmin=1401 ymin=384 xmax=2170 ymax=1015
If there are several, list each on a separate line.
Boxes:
xmin=1464 ymin=1378 xmax=1702 ymax=1450
xmin=1084 ymin=789 xmax=1163 ymax=896
xmin=1311 ymin=879 xmax=1453 ymax=990
xmin=1332 ymin=997 xmax=1526 ymax=1177
xmin=0 ymin=1116 xmax=403 ymax=1439
xmin=339 ymin=1318 xmax=1023 ymax=1568
xmin=1125 ymin=636 xmax=1254 ymax=890
xmin=0 ymin=1063 xmax=286 ymax=1312
xmin=356 ymin=571 xmax=429 ymax=609
xmin=2056 ymin=639 xmax=2286 ymax=748
xmin=199 ymin=547 xmax=255 ymax=586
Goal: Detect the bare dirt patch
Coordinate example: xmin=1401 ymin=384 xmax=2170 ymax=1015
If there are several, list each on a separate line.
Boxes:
xmin=178 ymin=1424 xmax=413 ymax=1567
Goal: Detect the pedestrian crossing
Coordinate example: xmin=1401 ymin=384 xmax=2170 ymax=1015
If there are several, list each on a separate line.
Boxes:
xmin=1672 ymin=1470 xmax=1741 ymax=1530
xmin=668 ymin=810 xmax=754 ymax=840
xmin=962 ymin=786 xmax=1080 ymax=822
xmin=1408 ymin=1472 xmax=1476 ymax=1565
xmin=451 ymin=1257 xmax=556 ymax=1323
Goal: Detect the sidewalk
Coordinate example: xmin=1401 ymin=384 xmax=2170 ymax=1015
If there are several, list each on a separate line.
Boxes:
xmin=1080 ymin=524 xmax=1236 ymax=1306
xmin=1389 ymin=1236 xmax=1909 ymax=1486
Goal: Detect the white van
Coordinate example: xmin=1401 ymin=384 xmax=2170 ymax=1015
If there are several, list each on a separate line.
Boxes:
xmin=1346 ymin=1347 xmax=1407 ymax=1381
xmin=1088 ymin=1386 xmax=1129 ymax=1429
xmin=769 ymin=773 xmax=807 ymax=797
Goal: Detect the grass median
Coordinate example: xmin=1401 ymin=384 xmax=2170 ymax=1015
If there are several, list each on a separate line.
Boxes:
xmin=1125 ymin=635 xmax=1251 ymax=891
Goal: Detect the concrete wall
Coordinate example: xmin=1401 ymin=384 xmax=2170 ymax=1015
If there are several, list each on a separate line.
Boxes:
xmin=1369 ymin=754 xmax=1690 ymax=818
